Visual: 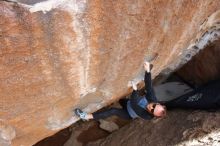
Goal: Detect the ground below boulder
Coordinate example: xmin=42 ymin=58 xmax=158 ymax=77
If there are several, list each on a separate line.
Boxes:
xmin=85 ymin=110 xmax=220 ymax=146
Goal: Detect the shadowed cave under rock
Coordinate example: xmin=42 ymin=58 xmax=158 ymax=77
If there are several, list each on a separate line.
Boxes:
xmin=34 ymin=39 xmax=220 ymax=146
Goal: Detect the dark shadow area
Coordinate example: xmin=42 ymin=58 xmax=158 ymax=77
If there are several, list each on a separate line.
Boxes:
xmin=34 ymin=127 xmax=71 ymax=146
xmin=76 ymin=122 xmax=109 ymax=146
xmin=176 ymin=39 xmax=220 ymax=85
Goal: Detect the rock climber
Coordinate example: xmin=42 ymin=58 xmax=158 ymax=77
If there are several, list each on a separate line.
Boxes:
xmin=164 ymin=79 xmax=220 ymax=110
xmin=74 ymin=61 xmax=167 ymax=121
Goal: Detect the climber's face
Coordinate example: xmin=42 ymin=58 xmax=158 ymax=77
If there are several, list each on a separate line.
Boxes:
xmin=147 ymin=103 xmax=166 ymax=117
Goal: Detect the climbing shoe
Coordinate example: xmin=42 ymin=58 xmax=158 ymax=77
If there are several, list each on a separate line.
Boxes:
xmin=74 ymin=108 xmax=88 ymax=120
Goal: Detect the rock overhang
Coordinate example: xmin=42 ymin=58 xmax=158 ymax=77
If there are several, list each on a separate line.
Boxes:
xmin=1 ymin=0 xmax=220 ymax=145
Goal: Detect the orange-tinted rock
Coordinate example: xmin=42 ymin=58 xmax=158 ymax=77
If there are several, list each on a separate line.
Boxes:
xmin=1 ymin=0 xmax=220 ymax=145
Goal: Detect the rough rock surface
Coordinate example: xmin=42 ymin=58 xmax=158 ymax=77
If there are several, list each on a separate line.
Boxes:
xmin=87 ymin=110 xmax=220 ymax=146
xmin=63 ymin=120 xmax=110 ymax=146
xmin=1 ymin=0 xmax=220 ymax=145
xmin=177 ymin=39 xmax=220 ymax=85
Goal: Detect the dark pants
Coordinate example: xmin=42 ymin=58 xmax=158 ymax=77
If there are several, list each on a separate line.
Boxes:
xmin=92 ymin=99 xmax=132 ymax=120
xmin=165 ymin=79 xmax=220 ymax=110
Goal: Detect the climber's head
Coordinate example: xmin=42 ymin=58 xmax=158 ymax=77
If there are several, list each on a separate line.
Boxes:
xmin=147 ymin=103 xmax=166 ymax=117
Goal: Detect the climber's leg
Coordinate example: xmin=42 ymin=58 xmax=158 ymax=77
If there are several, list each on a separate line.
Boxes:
xmin=75 ymin=107 xmax=132 ymax=121
xmin=92 ymin=108 xmax=132 ymax=120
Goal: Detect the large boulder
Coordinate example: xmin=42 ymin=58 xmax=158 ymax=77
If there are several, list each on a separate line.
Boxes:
xmin=1 ymin=0 xmax=220 ymax=145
